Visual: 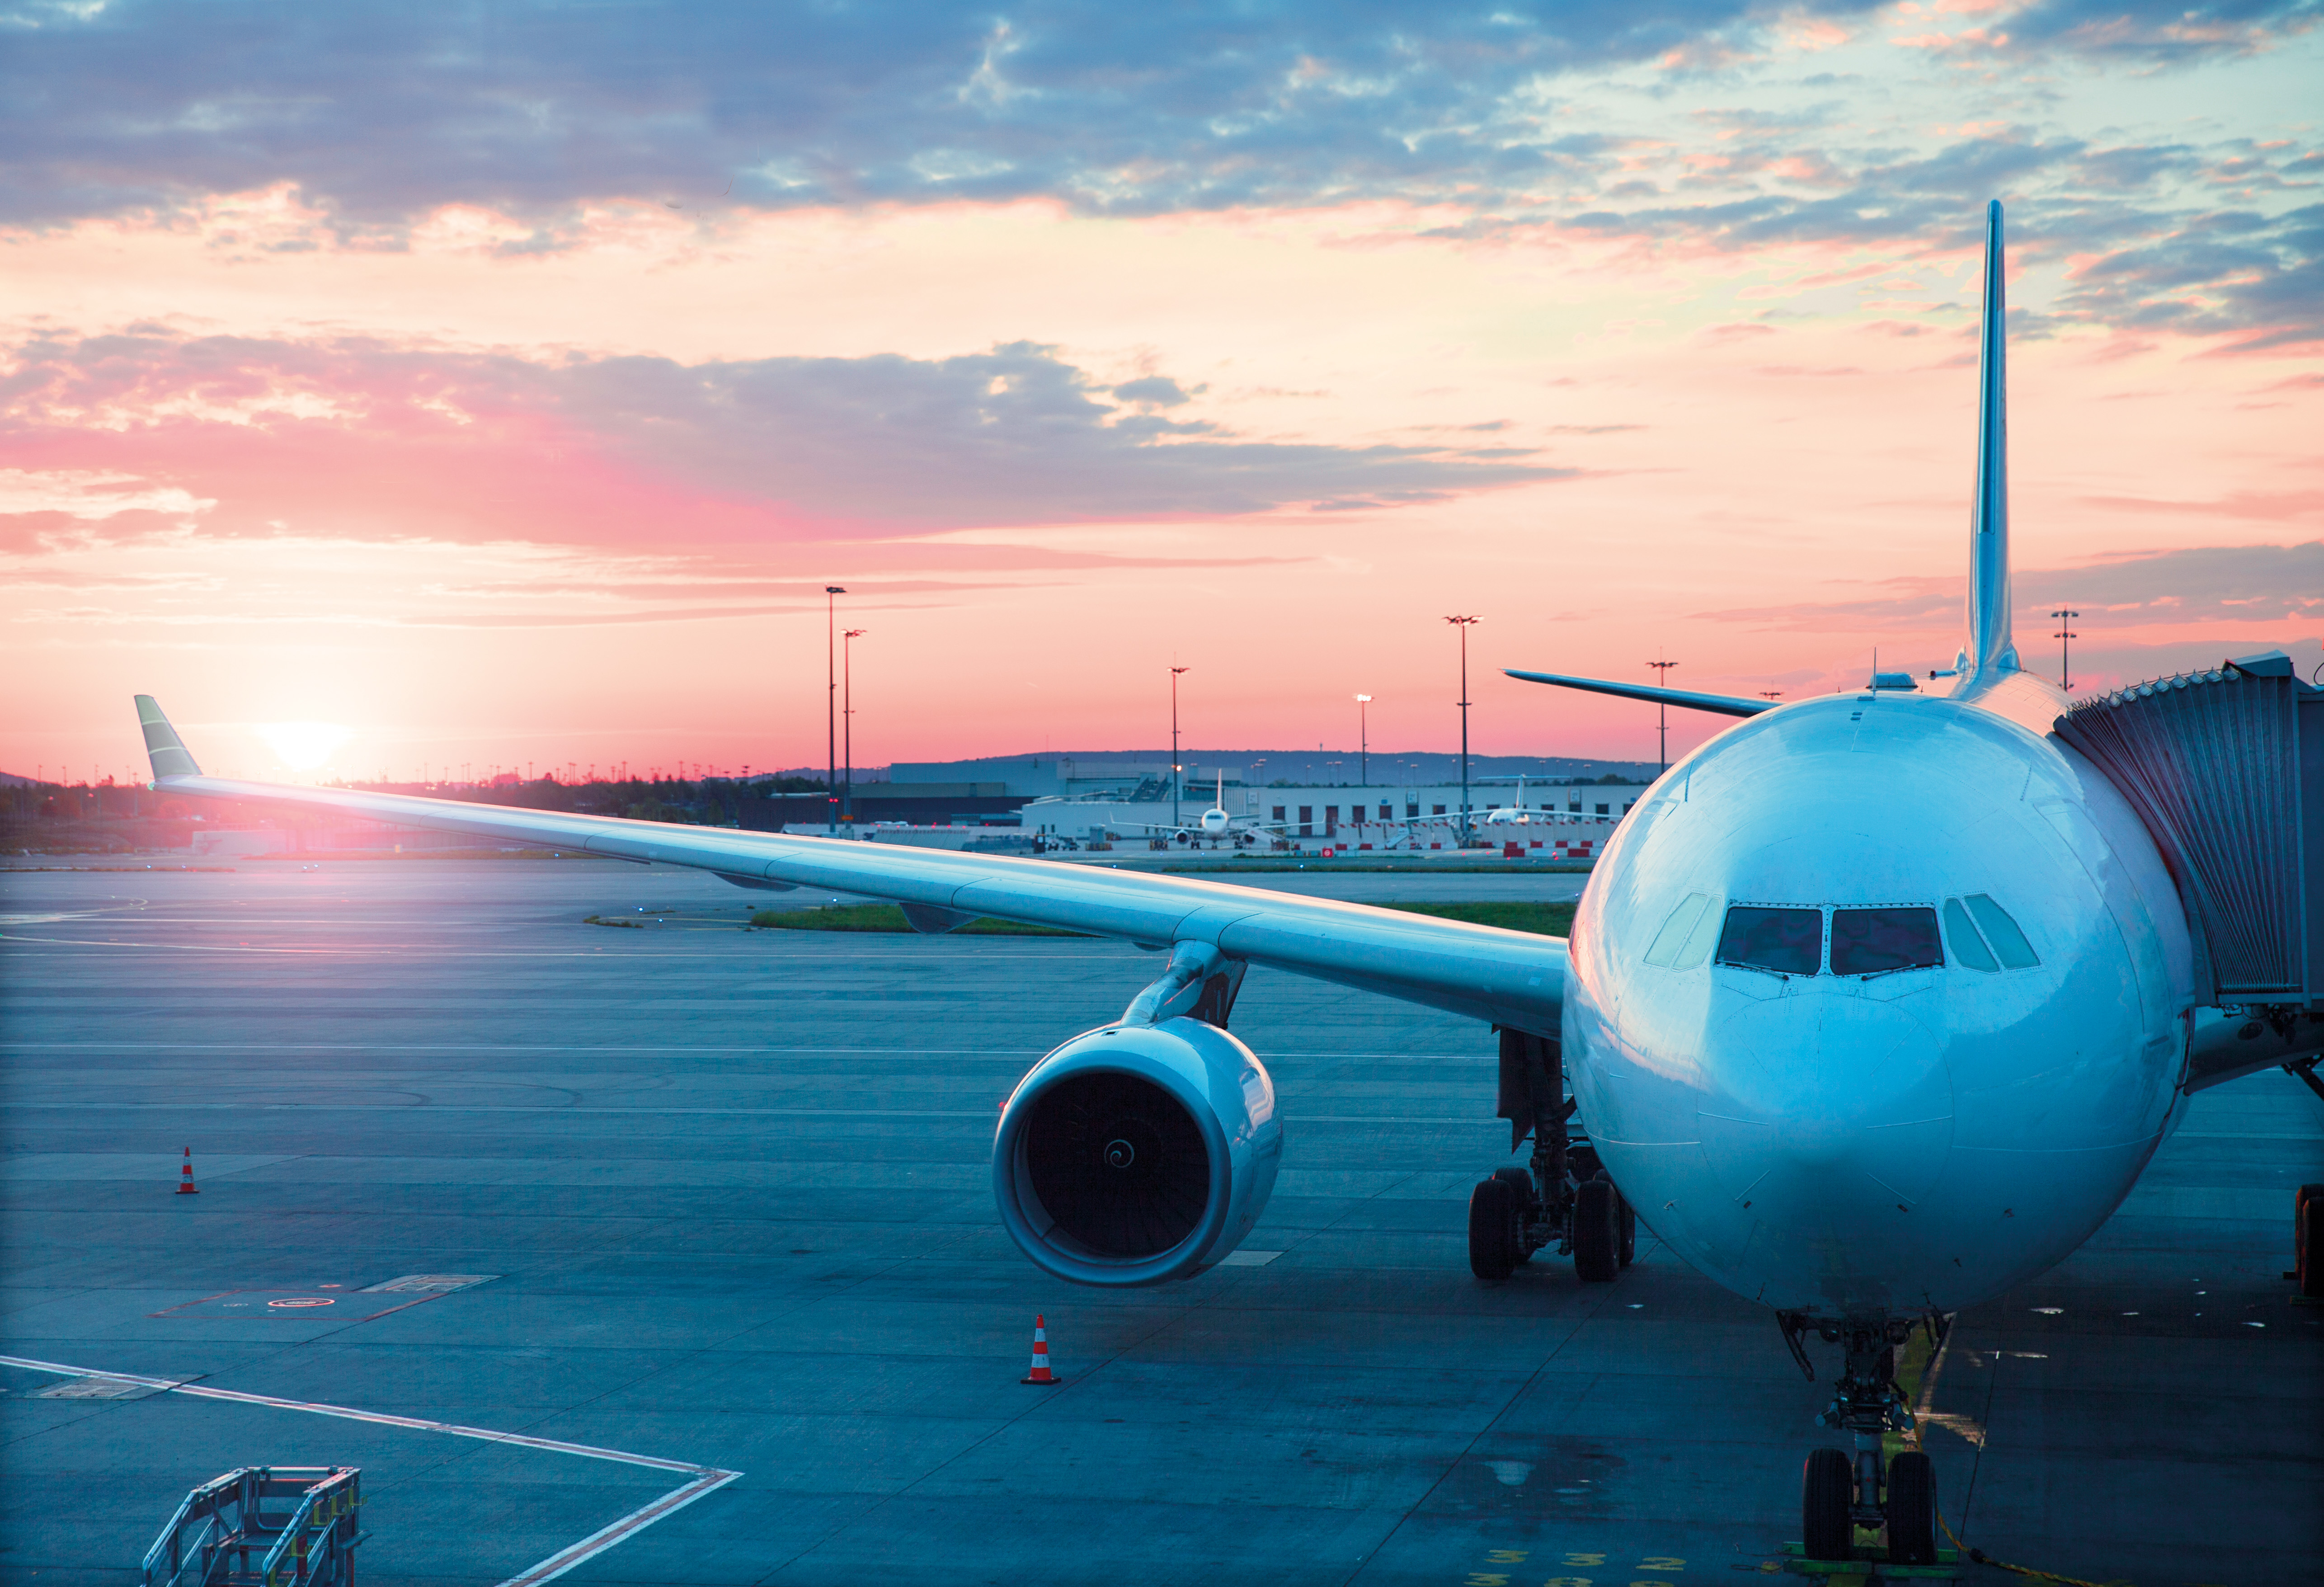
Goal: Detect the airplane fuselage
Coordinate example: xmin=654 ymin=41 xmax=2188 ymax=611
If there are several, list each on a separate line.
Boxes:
xmin=1566 ymin=671 xmax=2197 ymax=1318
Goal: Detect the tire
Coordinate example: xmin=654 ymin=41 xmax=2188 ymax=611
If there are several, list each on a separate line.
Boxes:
xmin=1468 ymin=1176 xmax=1517 ymax=1280
xmin=1802 ymin=1447 xmax=1854 ymax=1562
xmin=1491 ymin=1168 xmax=1536 ymax=1264
xmin=1886 ymin=1450 xmax=1937 ymax=1565
xmin=1573 ymin=1178 xmax=1619 ymax=1282
xmin=1617 ymin=1188 xmax=1637 ymax=1267
xmin=2299 ymin=1186 xmax=2324 ymax=1301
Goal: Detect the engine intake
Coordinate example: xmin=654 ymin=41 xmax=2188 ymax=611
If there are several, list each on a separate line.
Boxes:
xmin=994 ymin=1018 xmax=1281 ymax=1285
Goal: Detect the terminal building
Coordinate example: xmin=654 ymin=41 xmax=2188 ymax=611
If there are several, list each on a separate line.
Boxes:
xmin=1019 ymin=777 xmax=1654 ymax=852
xmin=764 ymin=751 xmax=1659 ymax=855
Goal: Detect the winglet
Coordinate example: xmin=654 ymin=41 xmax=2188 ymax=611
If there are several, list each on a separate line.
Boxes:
xmin=1961 ymin=199 xmax=2020 ymax=682
xmin=134 ymin=696 xmax=203 ymax=779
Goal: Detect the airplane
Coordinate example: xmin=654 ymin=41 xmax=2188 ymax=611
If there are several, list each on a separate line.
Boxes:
xmin=1107 ymin=772 xmax=1284 ymax=846
xmin=124 ymin=202 xmax=2322 ymax=1564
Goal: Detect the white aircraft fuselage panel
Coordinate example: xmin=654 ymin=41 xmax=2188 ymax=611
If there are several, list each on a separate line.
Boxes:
xmin=1567 ymin=671 xmax=2197 ymax=1318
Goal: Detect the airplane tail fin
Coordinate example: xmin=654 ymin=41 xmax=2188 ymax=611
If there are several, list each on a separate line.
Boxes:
xmin=1961 ymin=199 xmax=2020 ymax=682
xmin=134 ymin=695 xmax=203 ymax=779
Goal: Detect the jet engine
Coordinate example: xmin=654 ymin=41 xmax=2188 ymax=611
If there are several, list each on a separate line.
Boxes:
xmin=993 ymin=1017 xmax=1282 ymax=1285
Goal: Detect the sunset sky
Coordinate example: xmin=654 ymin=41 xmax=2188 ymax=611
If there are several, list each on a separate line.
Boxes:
xmin=5 ymin=0 xmax=2319 ymax=785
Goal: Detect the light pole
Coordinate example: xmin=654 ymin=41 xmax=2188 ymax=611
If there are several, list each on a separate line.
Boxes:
xmin=1647 ymin=654 xmax=1679 ymax=774
xmin=2051 ymin=608 xmax=2079 ymax=692
xmin=1759 ymin=690 xmax=1783 ymax=702
xmin=1170 ymin=665 xmax=1190 ymax=828
xmin=843 ymin=627 xmax=866 ymax=825
xmin=825 ymin=585 xmax=845 ymax=833
xmin=1355 ymin=694 xmax=1371 ymax=786
xmin=1445 ymin=617 xmax=1479 ymax=844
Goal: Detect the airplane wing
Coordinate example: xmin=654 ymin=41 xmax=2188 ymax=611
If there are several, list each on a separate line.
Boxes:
xmin=132 ymin=697 xmax=1566 ymax=1032
xmin=1503 ymin=669 xmax=1771 ymax=718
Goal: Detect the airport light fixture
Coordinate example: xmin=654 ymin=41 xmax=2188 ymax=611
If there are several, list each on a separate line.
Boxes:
xmin=1647 ymin=655 xmax=1679 ymax=775
xmin=2051 ymin=609 xmax=2080 ymax=692
xmin=1355 ymin=695 xmax=1372 ymax=786
xmin=1444 ymin=617 xmax=1479 ymax=844
xmin=825 ymin=586 xmax=846 ymax=833
xmin=1170 ymin=665 xmax=1190 ymax=828
xmin=1759 ymin=690 xmax=1783 ymax=702
xmin=843 ymin=628 xmax=866 ymax=824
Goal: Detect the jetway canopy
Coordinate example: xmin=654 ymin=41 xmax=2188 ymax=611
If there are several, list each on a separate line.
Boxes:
xmin=2056 ymin=651 xmax=2323 ymax=1010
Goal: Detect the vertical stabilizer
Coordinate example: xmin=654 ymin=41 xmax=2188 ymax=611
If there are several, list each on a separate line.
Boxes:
xmin=134 ymin=695 xmax=203 ymax=779
xmin=1961 ymin=200 xmax=2020 ymax=680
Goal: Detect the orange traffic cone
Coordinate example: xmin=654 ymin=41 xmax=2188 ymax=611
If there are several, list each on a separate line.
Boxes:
xmin=1021 ymin=1314 xmax=1058 ymax=1385
xmin=176 ymin=1147 xmax=199 ymax=1195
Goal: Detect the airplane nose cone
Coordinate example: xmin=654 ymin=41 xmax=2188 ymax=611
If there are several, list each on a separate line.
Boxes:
xmin=1697 ymin=994 xmax=1953 ymax=1263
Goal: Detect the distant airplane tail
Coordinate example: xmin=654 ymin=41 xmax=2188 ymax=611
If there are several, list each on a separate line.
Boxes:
xmin=135 ymin=694 xmax=202 ymax=779
xmin=1959 ymin=199 xmax=2020 ymax=683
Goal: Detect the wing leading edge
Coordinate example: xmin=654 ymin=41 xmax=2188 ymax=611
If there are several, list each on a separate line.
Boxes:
xmin=131 ymin=697 xmax=1565 ymax=1034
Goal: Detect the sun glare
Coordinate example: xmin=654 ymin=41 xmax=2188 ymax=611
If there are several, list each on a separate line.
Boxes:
xmin=257 ymin=721 xmax=354 ymax=772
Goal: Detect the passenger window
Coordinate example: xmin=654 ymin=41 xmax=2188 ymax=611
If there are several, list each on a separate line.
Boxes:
xmin=1943 ymin=898 xmax=1997 ymax=972
xmin=1964 ymin=894 xmax=2038 ymax=969
xmin=1643 ymin=893 xmax=1709 ymax=966
xmin=1830 ymin=907 xmax=1943 ymax=976
xmin=1715 ymin=906 xmax=1822 ymax=976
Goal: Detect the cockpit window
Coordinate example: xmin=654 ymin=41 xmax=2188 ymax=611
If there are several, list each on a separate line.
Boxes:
xmin=1830 ymin=907 xmax=1942 ymax=976
xmin=1943 ymin=899 xmax=1997 ymax=971
xmin=1963 ymin=894 xmax=2039 ymax=969
xmin=1643 ymin=893 xmax=1711 ymax=967
xmin=1715 ymin=906 xmax=1822 ymax=977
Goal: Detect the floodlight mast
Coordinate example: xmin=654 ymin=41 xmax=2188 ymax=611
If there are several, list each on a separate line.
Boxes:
xmin=843 ymin=628 xmax=866 ymax=824
xmin=1445 ymin=617 xmax=1479 ymax=844
xmin=1170 ymin=665 xmax=1190 ymax=829
xmin=1647 ymin=654 xmax=1679 ymax=773
xmin=2051 ymin=609 xmax=2080 ymax=692
xmin=1355 ymin=694 xmax=1372 ymax=786
xmin=824 ymin=585 xmax=846 ymax=833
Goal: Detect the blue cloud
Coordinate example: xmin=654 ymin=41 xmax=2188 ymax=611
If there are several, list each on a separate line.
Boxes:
xmin=0 ymin=0 xmax=1895 ymax=226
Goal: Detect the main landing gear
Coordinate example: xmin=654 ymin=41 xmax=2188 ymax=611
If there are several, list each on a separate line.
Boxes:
xmin=1779 ymin=1312 xmax=1943 ymax=1566
xmin=1468 ymin=1029 xmax=1635 ymax=1283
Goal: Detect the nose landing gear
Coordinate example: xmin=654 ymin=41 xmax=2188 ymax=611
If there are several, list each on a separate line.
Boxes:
xmin=1467 ymin=1030 xmax=1636 ymax=1283
xmin=1781 ymin=1312 xmax=1947 ymax=1568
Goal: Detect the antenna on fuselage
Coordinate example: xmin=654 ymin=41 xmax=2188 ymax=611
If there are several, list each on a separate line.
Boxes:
xmin=1959 ymin=200 xmax=2021 ymax=684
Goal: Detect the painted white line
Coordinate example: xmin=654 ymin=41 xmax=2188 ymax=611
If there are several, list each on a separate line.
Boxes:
xmin=496 ymin=1469 xmax=742 ymax=1587
xmin=0 ymin=1354 xmax=741 ymax=1579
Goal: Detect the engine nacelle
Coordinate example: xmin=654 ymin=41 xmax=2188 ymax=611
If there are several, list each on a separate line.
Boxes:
xmin=993 ymin=1017 xmax=1282 ymax=1285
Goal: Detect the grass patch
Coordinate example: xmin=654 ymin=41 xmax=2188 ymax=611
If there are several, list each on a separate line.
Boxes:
xmin=1383 ymin=900 xmax=1575 ymax=937
xmin=583 ymin=914 xmax=647 ymax=928
xmin=749 ymin=903 xmax=1087 ymax=937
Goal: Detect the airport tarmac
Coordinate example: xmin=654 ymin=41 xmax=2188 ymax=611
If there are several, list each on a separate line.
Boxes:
xmin=2 ymin=857 xmax=2318 ymax=1586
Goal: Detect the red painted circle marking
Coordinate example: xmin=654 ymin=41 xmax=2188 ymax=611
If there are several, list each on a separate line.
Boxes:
xmin=267 ymin=1297 xmax=337 ymax=1308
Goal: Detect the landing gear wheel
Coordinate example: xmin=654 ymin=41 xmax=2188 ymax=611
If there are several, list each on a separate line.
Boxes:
xmin=1491 ymin=1168 xmax=1536 ymax=1264
xmin=1468 ymin=1175 xmax=1518 ymax=1280
xmin=1801 ymin=1446 xmax=1853 ymax=1561
xmin=1886 ymin=1450 xmax=1937 ymax=1564
xmin=1617 ymin=1189 xmax=1637 ymax=1267
xmin=1573 ymin=1177 xmax=1620 ymax=1282
xmin=2298 ymin=1183 xmax=2324 ymax=1300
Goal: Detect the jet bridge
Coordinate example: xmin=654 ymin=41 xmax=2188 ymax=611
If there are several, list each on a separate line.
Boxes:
xmin=2054 ymin=650 xmax=2323 ymax=1012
